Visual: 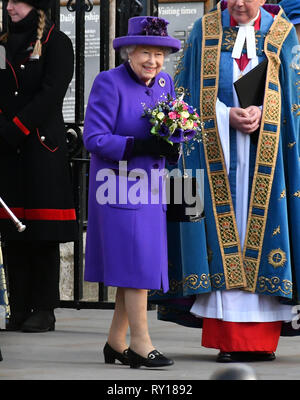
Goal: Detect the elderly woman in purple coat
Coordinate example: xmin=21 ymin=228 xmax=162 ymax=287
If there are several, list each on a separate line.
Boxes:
xmin=83 ymin=16 xmax=181 ymax=369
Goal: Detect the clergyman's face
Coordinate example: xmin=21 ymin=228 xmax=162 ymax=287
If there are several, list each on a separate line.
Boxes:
xmin=227 ymin=0 xmax=266 ymax=25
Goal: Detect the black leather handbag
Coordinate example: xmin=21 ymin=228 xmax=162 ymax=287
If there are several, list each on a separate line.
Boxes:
xmin=166 ymin=151 xmax=204 ymax=223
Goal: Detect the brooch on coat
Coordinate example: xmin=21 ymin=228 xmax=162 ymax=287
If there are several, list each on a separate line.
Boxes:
xmin=158 ymin=78 xmax=166 ymax=87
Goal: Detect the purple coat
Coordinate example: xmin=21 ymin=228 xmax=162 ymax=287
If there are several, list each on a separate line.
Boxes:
xmin=83 ymin=62 xmax=176 ymax=292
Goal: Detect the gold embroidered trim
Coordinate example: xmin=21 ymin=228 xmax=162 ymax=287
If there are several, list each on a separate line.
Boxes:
xmin=292 ymin=104 xmax=300 ymax=117
xmin=279 ymin=189 xmax=286 ymax=199
xmin=268 ymin=248 xmax=287 ymax=268
xmin=257 ymin=276 xmax=292 ymax=295
xmin=169 ymin=273 xmax=210 ymax=291
xmin=174 ymin=41 xmax=191 ymax=83
xmin=149 ymin=275 xmax=292 ymax=297
xmin=222 ymin=27 xmax=264 ymax=53
xmin=147 ymin=272 xmax=225 ymax=297
xmin=200 ymin=4 xmax=246 ymax=290
xmin=272 ymin=226 xmax=280 ymax=236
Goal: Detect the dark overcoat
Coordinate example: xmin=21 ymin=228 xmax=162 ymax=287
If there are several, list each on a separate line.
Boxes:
xmin=0 ymin=16 xmax=77 ymax=242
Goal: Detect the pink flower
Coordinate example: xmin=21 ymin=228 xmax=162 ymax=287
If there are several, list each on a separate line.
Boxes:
xmin=182 ymin=105 xmax=188 ymax=110
xmin=168 ymin=111 xmax=178 ymax=119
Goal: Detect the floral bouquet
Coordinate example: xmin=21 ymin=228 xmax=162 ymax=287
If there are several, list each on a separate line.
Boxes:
xmin=142 ymin=92 xmax=203 ymax=153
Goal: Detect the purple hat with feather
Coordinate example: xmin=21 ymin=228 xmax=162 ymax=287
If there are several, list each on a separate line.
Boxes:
xmin=113 ymin=16 xmax=181 ymax=53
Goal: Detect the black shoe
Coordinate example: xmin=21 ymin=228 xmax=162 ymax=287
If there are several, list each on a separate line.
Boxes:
xmin=127 ymin=348 xmax=174 ymax=369
xmin=216 ymin=352 xmax=235 ymax=363
xmin=0 ymin=348 xmax=2 ymax=362
xmin=233 ymin=351 xmax=276 ymax=362
xmin=103 ymin=342 xmax=129 ymax=365
xmin=6 ymin=311 xmax=32 ymax=331
xmin=217 ymin=351 xmax=276 ymax=363
xmin=21 ymin=310 xmax=55 ymax=333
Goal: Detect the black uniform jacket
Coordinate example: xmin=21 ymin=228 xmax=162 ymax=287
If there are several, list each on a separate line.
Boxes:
xmin=0 ymin=14 xmax=78 ymax=242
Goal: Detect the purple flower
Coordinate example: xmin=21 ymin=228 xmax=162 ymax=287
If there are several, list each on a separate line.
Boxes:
xmin=141 ymin=17 xmax=169 ymax=37
xmin=188 ymin=105 xmax=194 ymax=114
xmin=184 ymin=129 xmax=196 ymax=141
xmin=170 ymin=128 xmax=184 ymax=143
xmin=158 ymin=124 xmax=170 ymax=138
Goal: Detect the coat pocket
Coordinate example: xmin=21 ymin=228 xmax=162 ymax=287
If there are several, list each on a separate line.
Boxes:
xmin=95 ymin=169 xmax=146 ymax=210
xmin=37 ymin=129 xmax=59 ymax=153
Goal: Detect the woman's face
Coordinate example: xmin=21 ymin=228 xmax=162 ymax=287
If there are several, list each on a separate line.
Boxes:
xmin=227 ymin=0 xmax=266 ymax=25
xmin=129 ymin=45 xmax=165 ymax=85
xmin=7 ymin=0 xmax=34 ymax=23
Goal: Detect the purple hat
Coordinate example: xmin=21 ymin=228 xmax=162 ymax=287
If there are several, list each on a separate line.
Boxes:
xmin=113 ymin=16 xmax=181 ymax=54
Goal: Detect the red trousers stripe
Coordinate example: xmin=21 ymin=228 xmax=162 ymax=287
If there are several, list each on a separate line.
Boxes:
xmin=0 ymin=207 xmax=76 ymax=221
xmin=202 ymin=318 xmax=282 ymax=353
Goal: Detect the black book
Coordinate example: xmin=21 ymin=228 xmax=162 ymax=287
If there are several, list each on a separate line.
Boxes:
xmin=234 ymin=59 xmax=268 ymax=108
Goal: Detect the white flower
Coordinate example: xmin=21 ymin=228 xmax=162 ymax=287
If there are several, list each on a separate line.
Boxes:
xmin=184 ymin=120 xmax=194 ymax=129
xmin=157 ymin=112 xmax=165 ymax=121
xmin=180 ymin=111 xmax=189 ymax=119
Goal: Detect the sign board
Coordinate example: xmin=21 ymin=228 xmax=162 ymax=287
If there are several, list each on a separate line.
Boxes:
xmin=158 ymin=2 xmax=204 ymax=77
xmin=60 ymin=6 xmax=100 ymax=122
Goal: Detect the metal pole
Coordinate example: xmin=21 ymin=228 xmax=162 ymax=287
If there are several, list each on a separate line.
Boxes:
xmin=109 ymin=0 xmax=116 ymax=70
xmin=75 ymin=0 xmax=85 ymax=125
xmin=100 ymin=0 xmax=110 ymax=71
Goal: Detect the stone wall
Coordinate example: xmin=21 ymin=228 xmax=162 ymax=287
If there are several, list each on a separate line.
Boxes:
xmin=60 ymin=235 xmax=116 ymax=302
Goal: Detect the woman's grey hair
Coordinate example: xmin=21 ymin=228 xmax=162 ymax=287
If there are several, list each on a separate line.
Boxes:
xmin=120 ymin=45 xmax=137 ymax=61
xmin=119 ymin=45 xmax=172 ymax=60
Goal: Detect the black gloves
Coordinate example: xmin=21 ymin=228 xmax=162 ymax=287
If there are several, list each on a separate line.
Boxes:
xmin=132 ymin=136 xmax=180 ymax=158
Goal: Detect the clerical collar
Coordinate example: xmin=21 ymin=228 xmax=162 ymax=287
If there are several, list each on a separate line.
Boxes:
xmin=231 ymin=10 xmax=261 ymax=60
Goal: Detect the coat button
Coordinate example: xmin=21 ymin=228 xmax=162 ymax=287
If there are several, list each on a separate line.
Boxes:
xmin=14 ymin=91 xmax=18 ymax=96
xmin=41 ymin=136 xmax=45 ymax=142
xmin=20 ymin=64 xmax=25 ymax=69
